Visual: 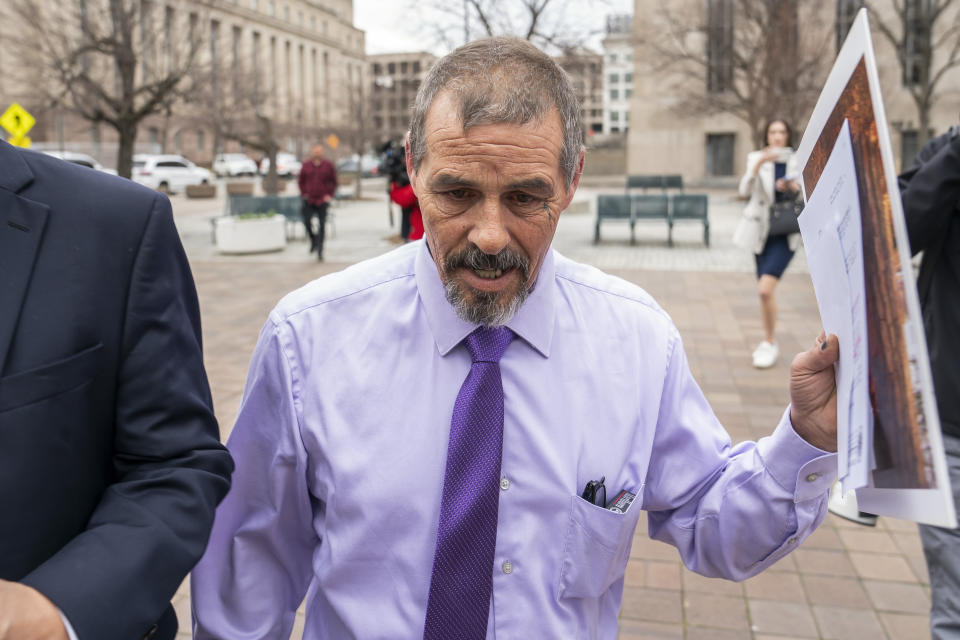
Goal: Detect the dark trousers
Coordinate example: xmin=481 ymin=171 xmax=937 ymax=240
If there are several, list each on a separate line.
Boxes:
xmin=400 ymin=206 xmax=413 ymax=241
xmin=301 ymin=201 xmax=329 ymax=256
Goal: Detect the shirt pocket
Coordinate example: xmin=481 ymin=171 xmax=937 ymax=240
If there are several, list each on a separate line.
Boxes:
xmin=557 ymin=491 xmax=641 ymax=599
xmin=0 ymin=343 xmax=103 ymax=413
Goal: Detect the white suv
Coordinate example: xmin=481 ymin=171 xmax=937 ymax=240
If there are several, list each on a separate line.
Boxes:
xmin=259 ymin=152 xmax=302 ymax=177
xmin=42 ymin=150 xmax=118 ymax=175
xmin=213 ymin=153 xmax=259 ymax=177
xmin=132 ymin=154 xmax=212 ymax=194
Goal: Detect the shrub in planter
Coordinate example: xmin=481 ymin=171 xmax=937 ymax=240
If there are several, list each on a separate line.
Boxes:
xmin=186 ymin=183 xmax=217 ymax=198
xmin=226 ymin=182 xmax=255 ymax=196
xmin=215 ymin=212 xmax=286 ymax=254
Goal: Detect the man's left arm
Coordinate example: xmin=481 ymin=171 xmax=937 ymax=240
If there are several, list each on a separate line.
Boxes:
xmin=643 ymin=332 xmax=837 ymax=580
xmin=20 ymin=194 xmax=234 ymax=638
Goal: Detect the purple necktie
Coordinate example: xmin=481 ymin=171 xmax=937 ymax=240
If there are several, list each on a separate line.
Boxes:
xmin=423 ymin=326 xmax=514 ymax=639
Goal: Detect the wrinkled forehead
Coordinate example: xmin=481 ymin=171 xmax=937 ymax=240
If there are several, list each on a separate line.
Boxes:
xmin=422 ymin=90 xmax=559 ymax=152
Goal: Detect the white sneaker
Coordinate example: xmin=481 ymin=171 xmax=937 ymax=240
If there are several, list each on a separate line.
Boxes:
xmin=827 ymin=482 xmax=877 ymax=526
xmin=752 ymin=341 xmax=779 ymax=368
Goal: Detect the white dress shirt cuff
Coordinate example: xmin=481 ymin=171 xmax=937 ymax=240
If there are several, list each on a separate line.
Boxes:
xmin=58 ymin=608 xmax=80 ymax=640
xmin=757 ymin=406 xmax=837 ymax=502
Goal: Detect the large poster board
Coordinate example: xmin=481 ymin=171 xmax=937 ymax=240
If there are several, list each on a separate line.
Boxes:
xmin=795 ymin=8 xmax=955 ymax=527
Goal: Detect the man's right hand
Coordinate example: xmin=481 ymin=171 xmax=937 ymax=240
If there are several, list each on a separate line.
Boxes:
xmin=0 ymin=580 xmax=69 ymax=640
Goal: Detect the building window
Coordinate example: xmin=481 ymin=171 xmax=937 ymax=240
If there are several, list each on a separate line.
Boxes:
xmin=311 ymin=15 xmax=316 ymax=30
xmin=249 ymin=0 xmax=257 ymax=9
xmin=625 ymin=88 xmax=632 ymax=98
xmin=610 ymin=111 xmax=619 ymax=121
xmin=608 ymin=73 xmax=619 ymax=84
xmin=610 ymin=89 xmax=619 ymax=100
xmin=388 ymin=62 xmax=395 ymax=74
xmin=903 ymin=0 xmax=931 ymax=86
xmin=707 ymin=0 xmax=733 ymax=93
xmin=148 ymin=127 xmax=160 ymax=146
xmin=401 ymin=61 xmax=408 ymax=73
xmin=706 ymin=133 xmax=736 ymax=176
xmin=268 ymin=0 xmax=275 ymax=15
xmin=373 ymin=63 xmax=381 ymax=74
xmin=413 ymin=61 xmax=421 ymax=73
xmin=624 ymin=72 xmax=633 ymax=84
xmin=284 ymin=5 xmax=290 ymax=21
xmin=608 ymin=53 xmax=617 ymax=63
xmin=174 ymin=130 xmax=182 ymax=154
xmin=835 ymin=0 xmax=864 ymax=52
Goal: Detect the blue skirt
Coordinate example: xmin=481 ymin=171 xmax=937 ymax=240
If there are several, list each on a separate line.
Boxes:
xmin=755 ymin=234 xmax=795 ymax=279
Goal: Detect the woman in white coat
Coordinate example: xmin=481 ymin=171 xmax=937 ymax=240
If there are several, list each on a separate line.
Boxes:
xmin=733 ymin=119 xmax=802 ymax=369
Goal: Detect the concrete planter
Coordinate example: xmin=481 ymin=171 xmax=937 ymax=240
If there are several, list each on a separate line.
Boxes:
xmin=215 ymin=215 xmax=286 ymax=254
xmin=225 ymin=181 xmax=255 ymax=196
xmin=185 ymin=183 xmax=217 ymax=198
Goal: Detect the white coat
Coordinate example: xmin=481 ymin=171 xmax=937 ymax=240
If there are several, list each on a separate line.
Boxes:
xmin=732 ymin=149 xmax=802 ymax=255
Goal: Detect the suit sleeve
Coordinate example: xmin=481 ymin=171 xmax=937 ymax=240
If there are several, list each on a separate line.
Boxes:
xmin=899 ymin=134 xmax=960 ymax=255
xmin=21 ymin=193 xmax=234 ymax=639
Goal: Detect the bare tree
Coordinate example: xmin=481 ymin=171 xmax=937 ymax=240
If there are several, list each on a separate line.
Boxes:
xmin=194 ymin=57 xmax=285 ymax=195
xmin=3 ymin=0 xmax=204 ymax=178
xmin=407 ymin=0 xmax=613 ymax=53
xmin=867 ymin=0 xmax=960 ymax=147
xmin=639 ymin=0 xmax=833 ymax=147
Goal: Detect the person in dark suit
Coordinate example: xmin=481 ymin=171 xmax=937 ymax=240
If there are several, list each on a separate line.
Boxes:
xmin=0 ymin=140 xmax=234 ymax=639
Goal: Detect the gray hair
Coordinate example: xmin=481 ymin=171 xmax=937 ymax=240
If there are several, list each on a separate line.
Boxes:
xmin=408 ymin=36 xmax=584 ymax=187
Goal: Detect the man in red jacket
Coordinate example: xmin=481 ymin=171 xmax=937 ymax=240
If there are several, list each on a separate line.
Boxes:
xmin=298 ymin=144 xmax=338 ymax=260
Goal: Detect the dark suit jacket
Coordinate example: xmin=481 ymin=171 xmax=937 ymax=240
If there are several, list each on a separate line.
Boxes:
xmin=0 ymin=141 xmax=233 ymax=639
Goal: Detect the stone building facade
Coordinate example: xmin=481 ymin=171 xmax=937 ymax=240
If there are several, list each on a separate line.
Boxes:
xmin=367 ymin=51 xmax=436 ymax=148
xmin=0 ymin=0 xmax=367 ymax=167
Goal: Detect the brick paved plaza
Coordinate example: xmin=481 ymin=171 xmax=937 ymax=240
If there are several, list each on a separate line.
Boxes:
xmin=170 ymin=178 xmax=932 ymax=639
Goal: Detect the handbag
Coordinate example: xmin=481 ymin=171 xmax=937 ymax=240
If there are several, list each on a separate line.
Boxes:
xmin=768 ymin=194 xmax=803 ymax=236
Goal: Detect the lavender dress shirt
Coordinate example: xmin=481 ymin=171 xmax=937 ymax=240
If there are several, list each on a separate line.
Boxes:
xmin=191 ymin=240 xmax=836 ymax=639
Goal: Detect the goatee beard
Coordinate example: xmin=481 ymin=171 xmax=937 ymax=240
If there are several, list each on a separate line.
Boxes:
xmin=442 ymin=244 xmax=530 ymax=326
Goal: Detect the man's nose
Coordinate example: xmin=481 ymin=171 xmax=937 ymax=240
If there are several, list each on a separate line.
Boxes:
xmin=467 ymin=197 xmax=510 ymax=255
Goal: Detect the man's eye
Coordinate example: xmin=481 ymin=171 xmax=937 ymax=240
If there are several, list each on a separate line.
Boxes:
xmin=445 ymin=189 xmax=470 ymax=200
xmin=510 ymin=193 xmax=543 ymax=209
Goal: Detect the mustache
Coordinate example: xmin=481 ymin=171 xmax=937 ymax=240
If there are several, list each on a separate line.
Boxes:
xmin=444 ymin=244 xmax=529 ymax=274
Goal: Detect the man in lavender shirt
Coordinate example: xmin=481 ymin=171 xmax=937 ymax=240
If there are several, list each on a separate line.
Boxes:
xmin=192 ymin=37 xmax=839 ymax=639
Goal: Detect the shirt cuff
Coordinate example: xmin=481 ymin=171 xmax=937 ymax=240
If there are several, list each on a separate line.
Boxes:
xmin=756 ymin=406 xmax=837 ymax=503
xmin=58 ymin=608 xmax=80 ymax=640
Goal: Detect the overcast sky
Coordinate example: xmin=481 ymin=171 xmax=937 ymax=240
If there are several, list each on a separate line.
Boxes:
xmin=353 ymin=0 xmax=634 ymax=56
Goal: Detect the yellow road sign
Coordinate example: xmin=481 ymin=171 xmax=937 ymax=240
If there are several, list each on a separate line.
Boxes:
xmin=8 ymin=136 xmax=31 ymax=148
xmin=325 ymin=133 xmax=340 ymax=149
xmin=1 ymin=103 xmax=35 ymax=143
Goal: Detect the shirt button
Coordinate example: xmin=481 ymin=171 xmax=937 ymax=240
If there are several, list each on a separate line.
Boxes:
xmin=500 ymin=477 xmax=511 ymax=491
xmin=502 ymin=561 xmax=513 ymax=574
xmin=806 ymin=473 xmax=820 ymax=483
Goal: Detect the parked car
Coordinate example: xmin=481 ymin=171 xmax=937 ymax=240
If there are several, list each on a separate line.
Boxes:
xmin=42 ymin=150 xmax=118 ymax=175
xmin=213 ymin=152 xmax=259 ymax=177
xmin=259 ymin=152 xmax=302 ymax=177
xmin=336 ymin=154 xmax=380 ymax=177
xmin=132 ymin=154 xmax=213 ymax=194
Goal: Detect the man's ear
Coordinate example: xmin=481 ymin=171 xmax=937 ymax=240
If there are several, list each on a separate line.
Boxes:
xmin=404 ymin=133 xmax=416 ymax=191
xmin=559 ymin=147 xmax=586 ymax=211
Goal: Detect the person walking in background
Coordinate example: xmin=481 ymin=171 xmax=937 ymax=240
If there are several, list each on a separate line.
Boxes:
xmin=298 ymin=143 xmax=338 ymax=261
xmin=0 ymin=139 xmax=233 ymax=639
xmin=734 ymin=119 xmax=803 ymax=369
xmin=899 ymin=122 xmax=960 ymax=640
xmin=388 ymin=149 xmax=424 ymax=241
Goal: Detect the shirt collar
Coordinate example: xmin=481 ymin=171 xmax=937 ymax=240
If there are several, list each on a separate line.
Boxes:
xmin=414 ymin=240 xmax=556 ymax=358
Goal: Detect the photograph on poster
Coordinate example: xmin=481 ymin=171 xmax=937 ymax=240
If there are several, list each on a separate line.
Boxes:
xmin=795 ymin=8 xmax=955 ymax=527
